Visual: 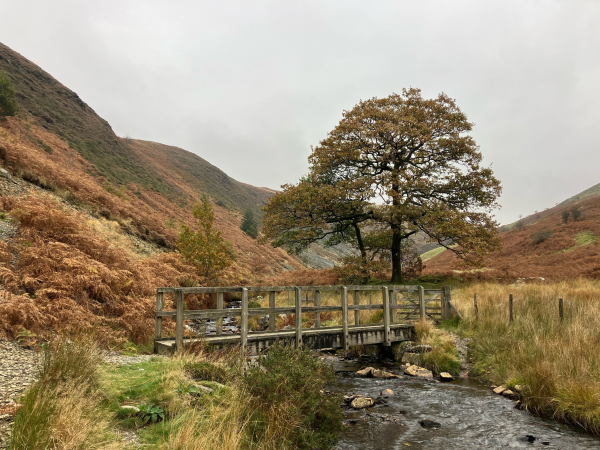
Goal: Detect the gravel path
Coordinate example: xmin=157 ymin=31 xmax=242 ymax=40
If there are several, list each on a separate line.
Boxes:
xmin=0 ymin=340 xmax=160 ymax=448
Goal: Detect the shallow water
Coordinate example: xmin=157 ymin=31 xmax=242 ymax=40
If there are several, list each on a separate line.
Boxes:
xmin=329 ymin=359 xmax=600 ymax=449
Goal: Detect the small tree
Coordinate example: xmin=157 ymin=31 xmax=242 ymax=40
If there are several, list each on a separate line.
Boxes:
xmin=562 ymin=209 xmax=570 ymax=224
xmin=571 ymin=205 xmax=582 ymax=221
xmin=240 ymin=208 xmax=258 ymax=238
xmin=178 ymin=196 xmax=236 ymax=279
xmin=531 ymin=229 xmax=552 ymax=244
xmin=514 ymin=219 xmax=525 ymax=231
xmin=0 ymin=70 xmax=18 ymax=118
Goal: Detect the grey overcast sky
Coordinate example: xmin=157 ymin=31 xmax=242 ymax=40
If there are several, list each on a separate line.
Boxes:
xmin=1 ymin=0 xmax=599 ymax=224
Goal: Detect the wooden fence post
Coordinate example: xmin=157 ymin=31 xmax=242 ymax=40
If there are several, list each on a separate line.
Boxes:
xmin=353 ymin=290 xmax=360 ymax=325
xmin=216 ymin=292 xmax=224 ymax=335
xmin=314 ymin=290 xmax=321 ymax=328
xmin=269 ymin=291 xmax=276 ymax=331
xmin=390 ymin=290 xmax=397 ymax=324
xmin=559 ymin=297 xmax=564 ymax=323
xmin=295 ymin=287 xmax=302 ymax=348
xmin=241 ymin=288 xmax=248 ymax=349
xmin=418 ymin=286 xmax=426 ymax=320
xmin=155 ymin=290 xmax=163 ymax=340
xmin=175 ymin=289 xmax=184 ymax=351
xmin=474 ymin=293 xmax=478 ymax=320
xmin=443 ymin=286 xmax=451 ymax=320
xmin=342 ymin=287 xmax=349 ymax=351
xmin=382 ymin=286 xmax=391 ymax=346
xmin=509 ymin=293 xmax=514 ymax=323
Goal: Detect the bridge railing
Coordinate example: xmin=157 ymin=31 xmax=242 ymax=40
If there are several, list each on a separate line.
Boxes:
xmin=155 ymin=285 xmax=454 ymax=351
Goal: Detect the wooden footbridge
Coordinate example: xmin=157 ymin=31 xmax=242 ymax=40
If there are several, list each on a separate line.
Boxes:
xmin=154 ymin=285 xmax=458 ymax=355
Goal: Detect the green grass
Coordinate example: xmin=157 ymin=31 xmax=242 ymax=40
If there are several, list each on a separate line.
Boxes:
xmin=420 ymin=246 xmax=447 ymax=261
xmin=554 ymin=231 xmax=596 ymax=254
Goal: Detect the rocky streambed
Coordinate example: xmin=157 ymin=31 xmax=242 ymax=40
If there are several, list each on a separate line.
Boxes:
xmin=326 ymin=355 xmax=600 ymax=449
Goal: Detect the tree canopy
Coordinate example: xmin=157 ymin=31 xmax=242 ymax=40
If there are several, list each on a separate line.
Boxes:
xmin=177 ymin=196 xmax=236 ymax=279
xmin=0 ymin=70 xmax=18 ymax=118
xmin=262 ymin=88 xmax=502 ymax=282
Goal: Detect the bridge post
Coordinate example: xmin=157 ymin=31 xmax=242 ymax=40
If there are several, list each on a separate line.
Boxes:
xmin=382 ymin=287 xmax=391 ymax=346
xmin=216 ymin=292 xmax=224 ymax=335
xmin=418 ymin=286 xmax=426 ymax=320
xmin=390 ymin=289 xmax=397 ymax=324
xmin=314 ymin=290 xmax=321 ymax=328
xmin=155 ymin=290 xmax=163 ymax=340
xmin=175 ymin=289 xmax=184 ymax=351
xmin=241 ymin=288 xmax=249 ymax=349
xmin=342 ymin=286 xmax=349 ymax=351
xmin=269 ymin=291 xmax=276 ymax=331
xmin=353 ymin=290 xmax=360 ymax=325
xmin=295 ymin=287 xmax=302 ymax=347
xmin=154 ymin=290 xmax=163 ymax=353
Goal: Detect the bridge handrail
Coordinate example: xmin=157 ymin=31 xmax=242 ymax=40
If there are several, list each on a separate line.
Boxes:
xmin=154 ymin=285 xmax=454 ymax=351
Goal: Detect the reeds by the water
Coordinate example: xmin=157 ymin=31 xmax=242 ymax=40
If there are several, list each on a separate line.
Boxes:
xmin=451 ymin=280 xmax=600 ymax=433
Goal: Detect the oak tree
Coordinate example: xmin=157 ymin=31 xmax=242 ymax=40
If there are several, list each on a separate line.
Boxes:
xmin=178 ymin=196 xmax=236 ymax=279
xmin=262 ymin=89 xmax=502 ymax=282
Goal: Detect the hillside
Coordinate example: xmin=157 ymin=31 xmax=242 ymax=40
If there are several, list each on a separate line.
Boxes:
xmin=0 ymin=42 xmax=273 ymax=217
xmin=0 ymin=42 xmax=329 ymax=343
xmin=424 ymin=187 xmax=600 ymax=280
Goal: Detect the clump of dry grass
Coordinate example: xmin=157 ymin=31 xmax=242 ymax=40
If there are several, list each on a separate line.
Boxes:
xmin=10 ymin=339 xmax=120 ymax=450
xmin=452 ymin=279 xmax=600 ymax=433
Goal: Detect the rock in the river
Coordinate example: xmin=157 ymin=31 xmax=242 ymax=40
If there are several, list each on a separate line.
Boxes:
xmin=493 ymin=385 xmax=507 ymax=395
xmin=356 ymin=367 xmax=374 ymax=377
xmin=401 ymin=352 xmax=420 ymax=365
xmin=513 ymin=384 xmax=528 ymax=393
xmin=404 ymin=344 xmax=432 ymax=353
xmin=372 ymin=369 xmax=400 ymax=379
xmin=419 ymin=419 xmax=441 ymax=428
xmin=380 ymin=389 xmax=394 ymax=397
xmin=404 ymin=365 xmax=433 ymax=378
xmin=502 ymin=389 xmax=517 ymax=400
xmin=351 ymin=397 xmax=374 ymax=409
xmin=439 ymin=372 xmax=454 ymax=382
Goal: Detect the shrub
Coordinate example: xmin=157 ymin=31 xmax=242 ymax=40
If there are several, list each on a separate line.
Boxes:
xmin=514 ymin=219 xmax=525 ymax=230
xmin=19 ymin=167 xmax=55 ymax=191
xmin=562 ymin=209 xmax=570 ymax=224
xmin=571 ymin=205 xmax=582 ymax=221
xmin=531 ymin=229 xmax=552 ymax=244
xmin=0 ymin=70 xmax=18 ymax=118
xmin=184 ymin=361 xmax=229 ymax=383
xmin=243 ymin=344 xmax=343 ymax=449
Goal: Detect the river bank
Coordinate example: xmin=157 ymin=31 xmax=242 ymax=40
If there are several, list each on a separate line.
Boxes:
xmin=445 ymin=280 xmax=600 ymax=434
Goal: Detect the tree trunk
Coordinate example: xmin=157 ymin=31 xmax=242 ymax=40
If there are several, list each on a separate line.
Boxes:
xmin=353 ymin=223 xmax=367 ymax=258
xmin=390 ymin=224 xmax=403 ymax=283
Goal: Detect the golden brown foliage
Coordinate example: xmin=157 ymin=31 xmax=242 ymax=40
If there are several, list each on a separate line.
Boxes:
xmin=263 ymin=88 xmax=502 ymax=283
